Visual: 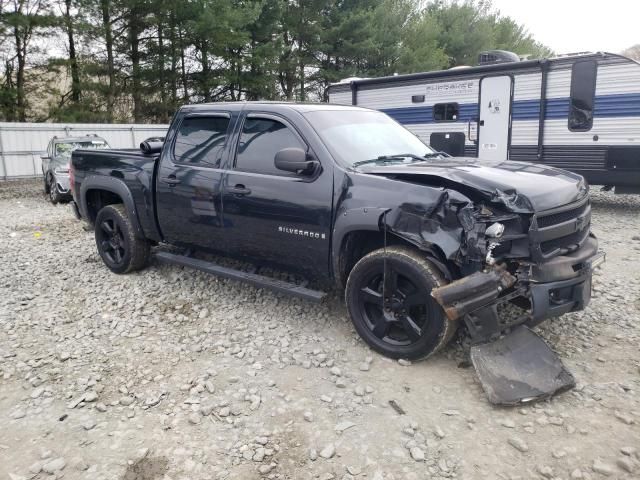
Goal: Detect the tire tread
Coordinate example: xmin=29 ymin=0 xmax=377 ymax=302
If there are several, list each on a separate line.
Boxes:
xmin=345 ymin=245 xmax=456 ymax=361
xmin=95 ymin=204 xmax=150 ymax=274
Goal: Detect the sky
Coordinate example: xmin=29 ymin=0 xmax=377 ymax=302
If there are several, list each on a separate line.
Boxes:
xmin=490 ymin=0 xmax=639 ymax=54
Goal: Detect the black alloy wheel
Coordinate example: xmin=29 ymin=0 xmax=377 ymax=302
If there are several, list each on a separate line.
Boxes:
xmin=346 ymin=246 xmax=455 ymax=360
xmin=358 ymin=269 xmax=430 ymax=346
xmin=94 ymin=204 xmax=150 ymax=274
xmin=97 ymin=217 xmax=127 ymax=266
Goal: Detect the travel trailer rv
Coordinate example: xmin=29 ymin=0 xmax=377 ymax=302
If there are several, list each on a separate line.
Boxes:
xmin=328 ymin=51 xmax=640 ymax=193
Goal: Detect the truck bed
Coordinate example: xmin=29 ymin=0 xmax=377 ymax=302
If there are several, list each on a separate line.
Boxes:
xmin=71 ymin=148 xmax=161 ymax=241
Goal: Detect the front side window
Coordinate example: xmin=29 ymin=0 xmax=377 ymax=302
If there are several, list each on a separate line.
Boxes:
xmin=235 ymin=117 xmax=305 ymax=176
xmin=173 ymin=116 xmax=230 ymax=167
xmin=433 ymin=103 xmax=459 ymax=122
xmin=569 ymin=60 xmax=597 ymax=132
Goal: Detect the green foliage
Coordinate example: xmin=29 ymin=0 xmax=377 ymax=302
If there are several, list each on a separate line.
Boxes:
xmin=0 ymin=0 xmax=553 ymax=122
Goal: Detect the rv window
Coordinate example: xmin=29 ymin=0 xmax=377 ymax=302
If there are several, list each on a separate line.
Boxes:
xmin=433 ymin=103 xmax=459 ymax=122
xmin=569 ymin=60 xmax=597 ymax=132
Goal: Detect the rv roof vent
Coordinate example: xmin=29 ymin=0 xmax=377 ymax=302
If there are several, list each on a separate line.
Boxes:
xmin=478 ymin=50 xmax=520 ymax=66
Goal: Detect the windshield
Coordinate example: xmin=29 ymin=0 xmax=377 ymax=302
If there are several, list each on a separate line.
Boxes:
xmin=55 ymin=140 xmax=109 ymax=159
xmin=304 ymin=109 xmax=435 ymax=167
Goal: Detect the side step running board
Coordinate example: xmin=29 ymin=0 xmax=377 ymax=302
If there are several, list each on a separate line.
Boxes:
xmin=154 ymin=251 xmax=327 ymax=303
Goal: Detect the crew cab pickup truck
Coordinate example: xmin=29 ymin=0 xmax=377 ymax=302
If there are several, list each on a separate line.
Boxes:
xmin=70 ymin=103 xmax=603 ymax=402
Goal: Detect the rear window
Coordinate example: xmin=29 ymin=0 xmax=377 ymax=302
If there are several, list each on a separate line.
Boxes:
xmin=173 ymin=116 xmax=230 ymax=167
xmin=55 ymin=140 xmax=108 ymax=158
xmin=569 ymin=60 xmax=597 ymax=132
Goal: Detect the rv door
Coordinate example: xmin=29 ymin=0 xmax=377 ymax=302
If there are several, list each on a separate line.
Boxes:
xmin=478 ymin=76 xmax=513 ymax=161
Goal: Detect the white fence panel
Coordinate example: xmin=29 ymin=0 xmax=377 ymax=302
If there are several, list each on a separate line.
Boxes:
xmin=0 ymin=122 xmax=169 ymax=179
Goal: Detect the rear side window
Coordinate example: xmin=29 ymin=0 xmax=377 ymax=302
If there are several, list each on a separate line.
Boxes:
xmin=569 ymin=60 xmax=597 ymax=132
xmin=173 ymin=116 xmax=230 ymax=167
xmin=433 ymin=103 xmax=459 ymax=122
xmin=235 ymin=117 xmax=305 ymax=176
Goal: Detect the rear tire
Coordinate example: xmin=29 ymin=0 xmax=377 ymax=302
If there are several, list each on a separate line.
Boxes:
xmin=95 ymin=204 xmax=150 ymax=274
xmin=345 ymin=245 xmax=456 ymax=361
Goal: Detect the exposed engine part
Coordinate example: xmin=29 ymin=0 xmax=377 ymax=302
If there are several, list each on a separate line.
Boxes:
xmin=485 ymin=241 xmax=500 ymax=265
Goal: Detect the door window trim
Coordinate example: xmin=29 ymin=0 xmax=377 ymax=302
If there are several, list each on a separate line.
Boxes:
xmin=231 ymin=112 xmax=313 ymax=177
xmin=169 ymin=111 xmax=232 ymax=169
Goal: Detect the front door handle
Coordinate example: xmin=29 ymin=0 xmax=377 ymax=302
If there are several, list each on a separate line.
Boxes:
xmin=161 ymin=175 xmax=181 ymax=186
xmin=479 ymin=120 xmax=485 ymax=126
xmin=227 ymin=184 xmax=251 ymax=196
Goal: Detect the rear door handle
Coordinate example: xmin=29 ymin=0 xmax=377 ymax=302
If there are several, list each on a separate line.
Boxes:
xmin=227 ymin=184 xmax=251 ymax=196
xmin=161 ymin=175 xmax=181 ymax=186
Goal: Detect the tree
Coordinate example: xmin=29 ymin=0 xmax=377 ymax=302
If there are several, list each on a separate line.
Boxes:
xmin=2 ymin=0 xmax=55 ymax=120
xmin=428 ymin=0 xmax=551 ymax=67
xmin=0 ymin=0 xmax=553 ymax=122
xmin=622 ymin=44 xmax=640 ymax=61
xmin=396 ymin=8 xmax=448 ymax=73
xmin=61 ymin=0 xmax=80 ymax=102
xmin=491 ymin=15 xmax=552 ymax=59
xmin=427 ymin=0 xmax=495 ymax=67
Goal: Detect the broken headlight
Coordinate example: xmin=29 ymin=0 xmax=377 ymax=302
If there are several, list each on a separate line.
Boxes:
xmin=485 ymin=222 xmax=505 ymax=238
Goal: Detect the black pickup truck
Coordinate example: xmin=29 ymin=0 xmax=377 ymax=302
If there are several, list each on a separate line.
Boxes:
xmin=70 ymin=102 xmax=603 ymax=402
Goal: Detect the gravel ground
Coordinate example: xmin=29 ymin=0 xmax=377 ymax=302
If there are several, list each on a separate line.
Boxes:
xmin=0 ymin=178 xmax=639 ymax=480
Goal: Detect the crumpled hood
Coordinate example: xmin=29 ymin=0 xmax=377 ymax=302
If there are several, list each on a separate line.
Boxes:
xmin=358 ymin=158 xmax=588 ymax=212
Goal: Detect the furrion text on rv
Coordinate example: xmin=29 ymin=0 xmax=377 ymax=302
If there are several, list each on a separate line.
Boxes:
xmin=328 ymin=51 xmax=640 ymax=194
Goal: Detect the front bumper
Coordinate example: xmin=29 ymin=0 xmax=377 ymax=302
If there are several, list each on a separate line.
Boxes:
xmin=529 ymin=237 xmax=604 ymax=324
xmin=432 ymin=236 xmax=604 ymax=343
xmin=53 ymin=173 xmax=71 ymax=195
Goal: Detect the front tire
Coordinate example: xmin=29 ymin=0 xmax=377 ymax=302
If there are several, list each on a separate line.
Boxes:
xmin=345 ymin=246 xmax=456 ymax=361
xmin=48 ymin=176 xmax=63 ymax=204
xmin=95 ymin=204 xmax=150 ymax=274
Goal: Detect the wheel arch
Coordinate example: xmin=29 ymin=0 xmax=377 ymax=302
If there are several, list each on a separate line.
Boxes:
xmin=80 ymin=176 xmax=144 ymax=238
xmin=332 ymin=207 xmax=452 ymax=291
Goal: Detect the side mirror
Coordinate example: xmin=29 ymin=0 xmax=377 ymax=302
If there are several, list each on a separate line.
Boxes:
xmin=274 ymin=148 xmax=318 ymax=175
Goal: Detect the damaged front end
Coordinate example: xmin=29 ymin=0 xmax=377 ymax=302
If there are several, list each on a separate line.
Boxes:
xmin=384 ymin=187 xmax=604 ymax=405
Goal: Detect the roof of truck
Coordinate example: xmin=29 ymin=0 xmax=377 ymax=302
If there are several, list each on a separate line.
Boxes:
xmin=182 ymin=102 xmax=369 ymax=114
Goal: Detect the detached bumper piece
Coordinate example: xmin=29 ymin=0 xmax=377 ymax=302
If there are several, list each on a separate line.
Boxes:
xmin=430 ymin=268 xmax=516 ymax=322
xmin=470 ymin=326 xmax=575 ymax=406
xmin=430 ymin=237 xmax=604 ymax=406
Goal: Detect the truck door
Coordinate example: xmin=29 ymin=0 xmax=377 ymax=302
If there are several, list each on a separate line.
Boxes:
xmin=221 ymin=113 xmax=333 ymax=276
xmin=155 ymin=112 xmax=232 ymax=250
xmin=478 ymin=75 xmax=513 ymax=161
